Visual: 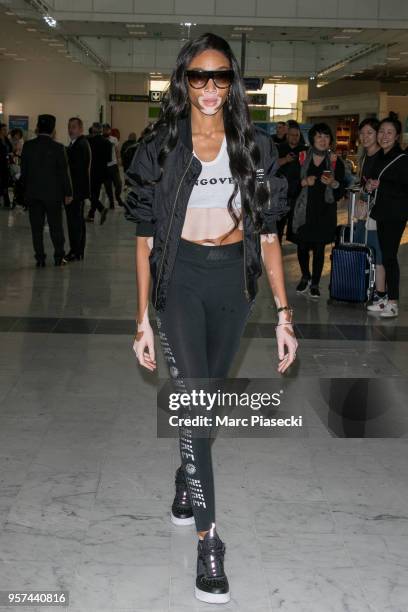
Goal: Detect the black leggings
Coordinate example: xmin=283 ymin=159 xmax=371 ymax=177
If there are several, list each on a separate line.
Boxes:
xmin=297 ymin=241 xmax=326 ymax=287
xmin=376 ymin=218 xmax=406 ymax=300
xmin=156 ymin=239 xmax=252 ymax=531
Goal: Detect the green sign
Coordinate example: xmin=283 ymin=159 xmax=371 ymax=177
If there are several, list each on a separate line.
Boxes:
xmin=109 ymin=94 xmax=149 ymax=102
xmin=250 ymin=108 xmax=268 ymax=122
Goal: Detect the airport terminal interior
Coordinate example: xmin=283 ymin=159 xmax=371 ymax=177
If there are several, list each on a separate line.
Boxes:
xmin=0 ymin=1 xmax=408 ymax=611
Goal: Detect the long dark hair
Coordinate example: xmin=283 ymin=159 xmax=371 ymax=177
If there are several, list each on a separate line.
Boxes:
xmin=139 ymin=32 xmax=268 ymax=229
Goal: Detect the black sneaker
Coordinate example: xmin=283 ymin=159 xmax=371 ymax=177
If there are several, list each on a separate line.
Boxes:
xmin=296 ymin=277 xmax=310 ymax=293
xmin=54 ymin=256 xmax=68 ymax=267
xmin=195 ymin=526 xmax=230 ymax=604
xmin=35 ymin=255 xmax=46 ymax=268
xmin=170 ymin=466 xmax=194 ymax=526
xmin=309 ymin=285 xmax=320 ymax=299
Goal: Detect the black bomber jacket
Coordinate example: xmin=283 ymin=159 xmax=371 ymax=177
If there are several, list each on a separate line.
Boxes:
xmin=124 ymin=113 xmax=288 ymax=311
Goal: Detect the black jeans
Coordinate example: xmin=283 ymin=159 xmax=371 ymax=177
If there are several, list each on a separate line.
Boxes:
xmin=156 ymin=239 xmax=252 ymax=531
xmin=104 ymin=164 xmax=122 ymax=206
xmin=377 ymin=218 xmax=407 ymax=300
xmin=64 ymin=198 xmax=86 ymax=256
xmin=297 ymin=241 xmax=326 ymax=286
xmin=28 ymin=199 xmax=65 ymax=260
xmin=89 ymin=178 xmax=106 ymax=216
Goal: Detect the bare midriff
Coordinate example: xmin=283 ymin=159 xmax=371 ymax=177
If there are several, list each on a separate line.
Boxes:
xmin=181 ymin=207 xmax=243 ymax=246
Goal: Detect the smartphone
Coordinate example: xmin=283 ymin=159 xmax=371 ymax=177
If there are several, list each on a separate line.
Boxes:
xmin=322 ymin=170 xmax=332 ymax=178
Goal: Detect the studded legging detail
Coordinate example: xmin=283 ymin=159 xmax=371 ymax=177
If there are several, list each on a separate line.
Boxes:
xmin=156 ymin=238 xmax=252 ymax=531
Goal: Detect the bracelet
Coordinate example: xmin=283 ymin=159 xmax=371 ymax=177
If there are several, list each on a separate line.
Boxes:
xmin=275 ymin=322 xmax=294 ymax=328
xmin=277 ymin=305 xmax=291 ymax=313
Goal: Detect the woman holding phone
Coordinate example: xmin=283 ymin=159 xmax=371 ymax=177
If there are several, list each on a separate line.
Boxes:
xmin=124 ymin=33 xmax=298 ymax=604
xmin=291 ymin=123 xmax=345 ymax=298
xmin=366 ymin=115 xmax=408 ymax=318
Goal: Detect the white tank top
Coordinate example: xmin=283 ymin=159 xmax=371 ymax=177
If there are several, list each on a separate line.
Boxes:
xmin=181 ymin=136 xmax=242 ymax=243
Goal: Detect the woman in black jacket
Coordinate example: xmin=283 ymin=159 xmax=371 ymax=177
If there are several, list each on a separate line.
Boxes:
xmin=367 ymin=115 xmax=408 ymax=318
xmin=291 ymin=123 xmax=345 ymax=298
xmin=124 ymin=33 xmax=298 ymax=604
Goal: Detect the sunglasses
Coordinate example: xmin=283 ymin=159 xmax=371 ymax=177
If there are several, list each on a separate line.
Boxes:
xmin=185 ymin=69 xmax=234 ymax=89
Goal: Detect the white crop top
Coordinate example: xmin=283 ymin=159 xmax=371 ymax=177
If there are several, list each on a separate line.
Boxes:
xmin=181 ymin=136 xmax=242 ymax=244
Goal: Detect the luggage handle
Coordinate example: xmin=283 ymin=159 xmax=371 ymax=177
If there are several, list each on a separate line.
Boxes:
xmin=345 ymin=187 xmax=373 ymax=246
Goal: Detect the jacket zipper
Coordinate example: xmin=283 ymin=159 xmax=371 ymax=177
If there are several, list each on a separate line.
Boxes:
xmin=154 ymin=153 xmax=194 ymax=307
xmin=242 ymin=209 xmax=250 ymax=300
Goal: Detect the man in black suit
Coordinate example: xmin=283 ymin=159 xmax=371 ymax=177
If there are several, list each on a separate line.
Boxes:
xmin=65 ymin=117 xmax=91 ymax=260
xmin=21 ymin=114 xmax=72 ymax=267
xmin=86 ymin=122 xmax=110 ymax=224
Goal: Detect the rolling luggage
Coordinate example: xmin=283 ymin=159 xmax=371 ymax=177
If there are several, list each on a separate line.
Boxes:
xmin=329 ymin=188 xmax=375 ymax=303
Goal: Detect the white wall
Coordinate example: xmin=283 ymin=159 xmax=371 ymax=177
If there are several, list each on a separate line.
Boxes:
xmin=0 ymin=59 xmax=108 ymax=144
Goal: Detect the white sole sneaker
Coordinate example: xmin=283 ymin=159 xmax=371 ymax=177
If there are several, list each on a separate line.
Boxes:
xmin=380 ymin=307 xmax=399 ymax=318
xmin=170 ymin=512 xmax=195 ymax=526
xmin=195 ymin=586 xmax=231 ymax=604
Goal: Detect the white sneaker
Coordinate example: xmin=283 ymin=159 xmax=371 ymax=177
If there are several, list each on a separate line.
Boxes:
xmin=380 ymin=302 xmax=399 ymax=318
xmin=367 ymin=297 xmax=388 ymax=312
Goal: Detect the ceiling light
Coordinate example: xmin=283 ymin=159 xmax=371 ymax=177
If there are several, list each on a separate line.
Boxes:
xmin=400 ymin=51 xmax=408 ymax=55
xmin=230 ymin=34 xmax=241 ymax=38
xmin=26 ymin=27 xmax=37 ymax=32
xmin=5 ymin=11 xmax=14 ymax=15
xmin=233 ymin=26 xmax=254 ymax=31
xmin=16 ymin=19 xmax=27 ymax=24
xmin=13 ymin=57 xmax=27 ymax=61
xmin=342 ymin=29 xmax=362 ymax=33
xmin=387 ymin=57 xmax=400 ymax=61
xmin=129 ymin=31 xmax=147 ymax=35
xmin=333 ymin=35 xmax=351 ymax=39
xmin=43 ymin=14 xmax=57 ymax=28
xmin=126 ymin=23 xmax=145 ymax=28
xmin=49 ymin=42 xmax=64 ymax=47
xmin=4 ymin=52 xmax=17 ymax=56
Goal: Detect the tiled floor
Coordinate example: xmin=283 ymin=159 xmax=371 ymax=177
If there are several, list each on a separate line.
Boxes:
xmin=0 ymin=203 xmax=407 ymax=612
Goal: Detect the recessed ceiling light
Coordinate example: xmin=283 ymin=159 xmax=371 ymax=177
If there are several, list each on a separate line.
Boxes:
xmin=57 ymin=49 xmax=67 ymax=52
xmin=16 ymin=19 xmax=27 ymax=24
xmin=129 ymin=31 xmax=147 ymax=35
xmin=400 ymin=51 xmax=408 ymax=55
xmin=49 ymin=42 xmax=64 ymax=46
xmin=387 ymin=57 xmax=400 ymax=61
xmin=233 ymin=26 xmax=253 ymax=31
xmin=342 ymin=29 xmax=362 ymax=33
xmin=26 ymin=27 xmax=37 ymax=32
xmin=333 ymin=35 xmax=351 ymax=39
xmin=4 ymin=52 xmax=17 ymax=56
xmin=13 ymin=57 xmax=27 ymax=61
xmin=230 ymin=34 xmax=241 ymax=38
xmin=5 ymin=11 xmax=14 ymax=15
xmin=126 ymin=23 xmax=145 ymax=28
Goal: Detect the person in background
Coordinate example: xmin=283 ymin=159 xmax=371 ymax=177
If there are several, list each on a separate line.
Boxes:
xmin=102 ymin=123 xmax=124 ymax=208
xmin=276 ymin=121 xmax=308 ymax=242
xmin=0 ymin=123 xmax=12 ymax=208
xmin=366 ymin=115 xmax=408 ymax=318
xmin=290 ymin=122 xmax=345 ymax=298
xmin=65 ymin=117 xmax=91 ymax=261
xmin=9 ymin=128 xmax=24 ymax=208
xmin=354 ymin=118 xmax=386 ymax=311
xmin=120 ymin=132 xmax=138 ymax=173
xmin=20 ymin=114 xmax=72 ymax=267
xmin=87 ymin=122 xmax=110 ymax=225
xmin=272 ymin=120 xmax=288 ymax=145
